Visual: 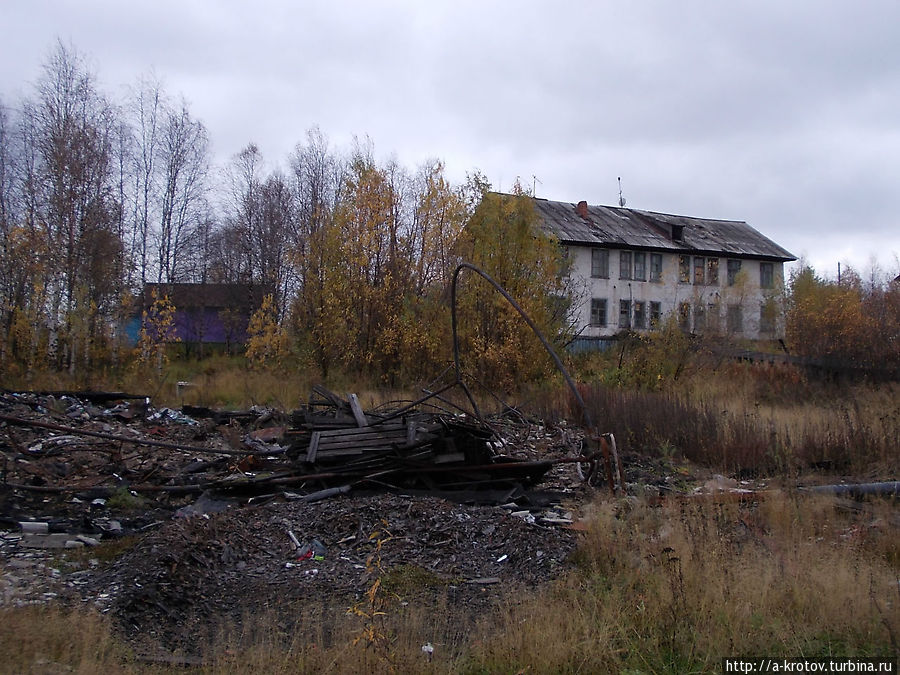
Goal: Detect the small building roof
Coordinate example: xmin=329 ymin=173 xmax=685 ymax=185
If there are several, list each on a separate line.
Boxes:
xmin=528 ymin=195 xmax=796 ymax=261
xmin=139 ymin=283 xmax=271 ymax=311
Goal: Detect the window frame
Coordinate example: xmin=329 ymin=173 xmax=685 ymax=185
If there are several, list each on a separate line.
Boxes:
xmin=633 ymin=300 xmax=646 ymax=329
xmin=727 ymin=259 xmax=742 ymax=286
xmin=618 ymin=299 xmax=631 ymax=329
xmin=650 ymin=301 xmax=662 ymax=327
xmin=760 ymin=262 xmax=774 ymax=289
xmin=649 ymin=253 xmax=663 ymax=282
xmin=707 ymin=258 xmax=719 ymax=286
xmin=693 ymin=302 xmax=706 ymax=332
xmin=633 ymin=252 xmax=646 ymax=281
xmin=619 ymin=251 xmax=632 ymax=280
xmin=759 ymin=301 xmax=776 ymax=334
xmin=590 ymin=298 xmax=607 ymax=327
xmin=590 ymin=248 xmax=609 ymax=279
xmin=707 ymin=302 xmax=721 ymax=333
xmin=678 ymin=302 xmax=691 ymax=331
xmin=693 ymin=257 xmax=706 ymax=285
xmin=679 ymin=255 xmax=691 ymax=283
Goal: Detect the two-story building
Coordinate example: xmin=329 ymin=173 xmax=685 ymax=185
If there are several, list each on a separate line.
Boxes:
xmin=529 ymin=196 xmax=796 ymax=343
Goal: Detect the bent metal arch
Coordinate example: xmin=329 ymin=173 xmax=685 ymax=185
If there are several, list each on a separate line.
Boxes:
xmin=450 ymin=262 xmax=623 ymax=492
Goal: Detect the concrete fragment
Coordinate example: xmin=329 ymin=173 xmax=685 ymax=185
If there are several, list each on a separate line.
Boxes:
xmin=20 ymin=533 xmax=73 ymax=549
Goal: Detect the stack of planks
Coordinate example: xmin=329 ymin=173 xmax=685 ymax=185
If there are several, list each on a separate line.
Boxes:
xmin=284 ymin=386 xmax=495 ymax=473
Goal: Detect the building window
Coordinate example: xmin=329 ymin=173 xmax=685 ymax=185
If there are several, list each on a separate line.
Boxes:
xmin=680 ymin=256 xmax=722 ymax=285
xmin=707 ymin=302 xmax=721 ymax=333
xmin=590 ymin=298 xmax=607 ymax=327
xmin=650 ymin=301 xmax=662 ymax=327
xmin=693 ymin=257 xmax=706 ymax=285
xmin=760 ymin=262 xmax=774 ymax=289
xmin=760 ymin=301 xmax=776 ymax=334
xmin=591 ymin=249 xmax=609 ymax=279
xmin=678 ymin=302 xmax=691 ymax=331
xmin=679 ymin=255 xmax=691 ymax=283
xmin=633 ymin=301 xmax=646 ymax=329
xmin=727 ymin=259 xmax=742 ymax=286
xmin=619 ymin=299 xmax=631 ymax=328
xmin=650 ymin=253 xmax=662 ymax=282
xmin=707 ymin=258 xmax=719 ymax=285
xmin=693 ymin=303 xmax=706 ymax=332
xmin=633 ymin=252 xmax=646 ymax=281
xmin=727 ymin=304 xmax=743 ymax=333
xmin=619 ymin=251 xmax=632 ymax=280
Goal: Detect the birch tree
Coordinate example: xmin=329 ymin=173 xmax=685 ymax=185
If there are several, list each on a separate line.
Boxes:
xmin=23 ymin=41 xmax=122 ymax=372
xmin=155 ymin=100 xmax=208 ymax=284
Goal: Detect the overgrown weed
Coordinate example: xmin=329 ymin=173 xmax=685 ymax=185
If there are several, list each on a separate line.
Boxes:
xmin=463 ymin=493 xmax=899 ymax=673
xmin=3 ymin=495 xmax=896 ymax=673
xmin=0 ymin=606 xmax=135 ymax=673
xmin=527 ymin=358 xmax=899 ymax=476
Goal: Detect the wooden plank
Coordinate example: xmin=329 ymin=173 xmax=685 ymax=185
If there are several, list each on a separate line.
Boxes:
xmin=310 ymin=385 xmax=347 ymax=409
xmin=315 ymin=438 xmax=412 ymax=452
xmin=313 ymin=447 xmax=367 ymax=458
xmin=317 ymin=432 xmax=408 ymax=446
xmin=432 ymin=452 xmax=466 ymax=464
xmin=316 ymin=430 xmax=435 ymax=449
xmin=317 ymin=424 xmax=406 ymax=440
xmin=306 ymin=431 xmax=321 ymax=463
xmin=347 ymin=393 xmax=368 ymax=427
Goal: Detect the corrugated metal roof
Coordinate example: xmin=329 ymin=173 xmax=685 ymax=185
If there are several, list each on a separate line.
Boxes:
xmin=525 ymin=195 xmax=796 ymax=261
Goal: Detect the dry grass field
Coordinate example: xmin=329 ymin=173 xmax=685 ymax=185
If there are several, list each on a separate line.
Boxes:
xmin=1 ymin=357 xmax=897 ymax=673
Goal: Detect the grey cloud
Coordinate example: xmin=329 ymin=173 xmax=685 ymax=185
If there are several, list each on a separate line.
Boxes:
xmin=2 ymin=0 xmax=898 ymax=272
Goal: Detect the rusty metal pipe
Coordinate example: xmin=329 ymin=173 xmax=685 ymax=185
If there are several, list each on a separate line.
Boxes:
xmin=450 ymin=262 xmax=594 ymax=429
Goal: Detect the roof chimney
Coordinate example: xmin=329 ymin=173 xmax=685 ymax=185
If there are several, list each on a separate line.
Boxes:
xmin=576 ymin=200 xmax=589 ymax=219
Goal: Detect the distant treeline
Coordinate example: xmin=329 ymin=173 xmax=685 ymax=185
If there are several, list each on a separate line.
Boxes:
xmin=0 ymin=42 xmax=896 ymax=383
xmin=0 ymin=42 xmax=574 ymax=384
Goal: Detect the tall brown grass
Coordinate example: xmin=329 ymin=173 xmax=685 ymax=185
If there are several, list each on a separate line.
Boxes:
xmin=463 ymin=493 xmax=899 ymax=673
xmin=2 ymin=494 xmax=895 ymax=673
xmin=519 ymin=362 xmax=899 ymax=476
xmin=1 ymin=354 xmax=432 ymax=411
xmin=0 ymin=606 xmax=135 ymax=673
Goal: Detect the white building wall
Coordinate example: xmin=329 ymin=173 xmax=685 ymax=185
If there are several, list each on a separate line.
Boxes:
xmin=567 ymin=246 xmax=785 ymax=340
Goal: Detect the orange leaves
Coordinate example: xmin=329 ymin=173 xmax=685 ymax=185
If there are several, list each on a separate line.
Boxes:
xmin=786 ymin=265 xmax=900 ymax=370
xmin=245 ymin=294 xmax=291 ymax=369
xmin=452 ymin=190 xmax=572 ymax=389
xmin=135 ymin=289 xmax=178 ymax=371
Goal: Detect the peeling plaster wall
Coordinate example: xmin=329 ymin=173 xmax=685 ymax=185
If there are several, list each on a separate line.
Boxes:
xmin=566 ymin=246 xmax=785 ymax=340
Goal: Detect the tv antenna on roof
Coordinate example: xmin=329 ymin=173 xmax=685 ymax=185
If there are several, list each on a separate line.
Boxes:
xmin=618 ymin=176 xmax=627 ymax=207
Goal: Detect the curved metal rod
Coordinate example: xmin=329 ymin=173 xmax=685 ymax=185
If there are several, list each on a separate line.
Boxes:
xmin=450 ymin=262 xmax=594 ymax=430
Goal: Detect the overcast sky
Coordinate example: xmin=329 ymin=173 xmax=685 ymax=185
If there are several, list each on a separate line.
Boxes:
xmin=3 ymin=0 xmax=899 ymax=279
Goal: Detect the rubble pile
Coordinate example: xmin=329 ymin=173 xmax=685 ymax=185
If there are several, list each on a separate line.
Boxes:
xmin=0 ymin=388 xmax=589 ymax=651
xmin=87 ymin=493 xmax=578 ymax=648
xmin=0 ymin=386 xmax=572 ymax=502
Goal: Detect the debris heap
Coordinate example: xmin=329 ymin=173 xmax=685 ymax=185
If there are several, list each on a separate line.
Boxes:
xmin=0 ymin=386 xmax=567 ymax=503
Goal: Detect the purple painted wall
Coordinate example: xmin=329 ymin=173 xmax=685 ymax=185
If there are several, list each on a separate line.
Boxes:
xmin=175 ymin=308 xmax=249 ymax=343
